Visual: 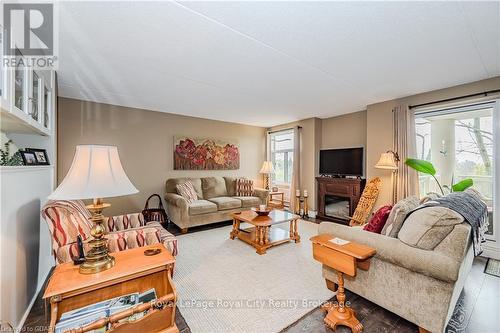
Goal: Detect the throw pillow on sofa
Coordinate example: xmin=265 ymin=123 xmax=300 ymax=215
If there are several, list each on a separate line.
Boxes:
xmin=176 ymin=181 xmax=198 ymax=203
xmin=363 ymin=205 xmax=393 ymax=234
xmin=398 ymin=206 xmax=464 ymax=250
xmin=384 ymin=196 xmax=420 ymax=237
xmin=236 ymin=178 xmax=253 ymax=196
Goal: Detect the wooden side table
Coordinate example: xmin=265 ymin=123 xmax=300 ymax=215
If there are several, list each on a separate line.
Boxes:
xmin=267 ymin=191 xmax=284 ymax=209
xmin=43 ymin=245 xmax=177 ymax=333
xmin=310 ymin=234 xmax=376 ymax=333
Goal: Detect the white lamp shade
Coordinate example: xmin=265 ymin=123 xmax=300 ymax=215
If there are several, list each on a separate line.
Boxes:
xmin=374 ymin=152 xmax=398 ymax=170
xmin=259 ymin=161 xmax=275 ymax=174
xmin=49 ymin=145 xmax=138 ymax=200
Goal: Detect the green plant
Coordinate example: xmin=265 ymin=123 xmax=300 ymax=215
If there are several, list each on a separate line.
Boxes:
xmin=404 ymin=158 xmax=473 ymax=195
xmin=0 ymin=140 xmax=23 ymax=166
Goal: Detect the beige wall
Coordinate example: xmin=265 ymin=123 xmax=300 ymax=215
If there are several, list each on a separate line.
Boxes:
xmin=58 ymin=98 xmax=266 ymax=215
xmin=272 ymin=77 xmax=500 ymax=213
xmin=367 ymin=76 xmax=500 ymax=208
xmin=321 ymin=110 xmax=366 ymax=149
xmin=269 ymin=111 xmax=368 ymax=211
xmin=58 ymin=76 xmax=500 ymax=215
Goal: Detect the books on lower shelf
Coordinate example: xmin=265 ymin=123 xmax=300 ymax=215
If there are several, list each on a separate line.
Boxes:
xmin=55 ymin=289 xmax=157 ymax=333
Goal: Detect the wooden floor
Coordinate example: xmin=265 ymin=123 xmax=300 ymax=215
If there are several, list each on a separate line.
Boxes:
xmin=23 ymin=219 xmax=499 ymax=333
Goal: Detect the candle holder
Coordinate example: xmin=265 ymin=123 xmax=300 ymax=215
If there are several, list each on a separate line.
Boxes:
xmin=295 ymin=192 xmax=309 ymax=219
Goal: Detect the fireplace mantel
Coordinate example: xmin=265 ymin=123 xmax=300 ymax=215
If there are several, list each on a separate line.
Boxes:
xmin=316 ymin=177 xmax=366 ymax=224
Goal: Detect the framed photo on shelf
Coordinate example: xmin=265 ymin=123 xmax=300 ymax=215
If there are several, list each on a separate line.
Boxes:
xmin=20 ymin=151 xmax=38 ymax=166
xmin=26 ymin=148 xmax=50 ymax=165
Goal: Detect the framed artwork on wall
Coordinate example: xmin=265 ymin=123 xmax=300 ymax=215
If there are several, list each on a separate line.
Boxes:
xmin=174 ymin=136 xmax=240 ymax=170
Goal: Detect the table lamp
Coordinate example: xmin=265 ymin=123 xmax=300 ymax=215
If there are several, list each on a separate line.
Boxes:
xmin=259 ymin=161 xmax=275 ymax=190
xmin=48 ymin=145 xmax=138 ymax=274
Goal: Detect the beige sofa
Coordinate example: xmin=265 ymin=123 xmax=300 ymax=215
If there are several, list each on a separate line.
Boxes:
xmin=164 ymin=177 xmax=269 ymax=233
xmin=318 ymin=221 xmax=473 ymax=333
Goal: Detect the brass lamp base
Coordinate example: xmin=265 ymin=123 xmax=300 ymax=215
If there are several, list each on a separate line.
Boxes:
xmin=79 ymin=199 xmax=115 ymax=274
xmin=79 ymin=239 xmax=115 ymax=274
xmin=263 ymin=174 xmax=270 ymax=190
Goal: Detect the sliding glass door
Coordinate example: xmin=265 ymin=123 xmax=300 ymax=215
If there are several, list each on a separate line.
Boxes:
xmin=415 ymin=101 xmax=498 ymax=242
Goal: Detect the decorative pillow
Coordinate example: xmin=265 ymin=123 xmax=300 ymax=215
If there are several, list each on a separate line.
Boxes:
xmin=384 ymin=196 xmax=420 ymax=237
xmin=176 ymin=181 xmax=198 ymax=203
xmin=236 ymin=178 xmax=254 ymax=196
xmin=363 ymin=205 xmax=393 ymax=234
xmin=398 ymin=206 xmax=464 ymax=250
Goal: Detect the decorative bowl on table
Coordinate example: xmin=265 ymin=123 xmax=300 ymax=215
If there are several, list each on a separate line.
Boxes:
xmin=253 ymin=207 xmax=271 ymax=216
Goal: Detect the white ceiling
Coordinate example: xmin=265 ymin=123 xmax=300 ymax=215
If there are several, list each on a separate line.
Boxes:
xmin=57 ymin=1 xmax=500 ymax=127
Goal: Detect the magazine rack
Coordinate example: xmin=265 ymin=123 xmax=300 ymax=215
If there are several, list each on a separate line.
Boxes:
xmin=43 ymin=245 xmax=177 ymax=333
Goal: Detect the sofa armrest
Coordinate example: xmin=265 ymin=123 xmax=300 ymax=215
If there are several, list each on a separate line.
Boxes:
xmin=164 ymin=193 xmax=190 ymax=228
xmin=164 ymin=193 xmax=188 ymax=209
xmin=253 ymin=188 xmax=269 ymax=205
xmin=318 ymin=222 xmax=462 ymax=282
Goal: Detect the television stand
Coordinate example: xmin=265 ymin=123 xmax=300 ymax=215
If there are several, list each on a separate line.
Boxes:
xmin=316 ymin=177 xmax=366 ymax=224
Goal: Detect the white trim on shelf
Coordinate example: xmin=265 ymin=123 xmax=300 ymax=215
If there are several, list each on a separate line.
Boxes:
xmin=0 ymin=165 xmax=53 ymax=172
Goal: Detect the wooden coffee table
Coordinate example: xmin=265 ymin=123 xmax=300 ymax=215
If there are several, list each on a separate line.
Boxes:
xmin=230 ymin=209 xmax=301 ymax=254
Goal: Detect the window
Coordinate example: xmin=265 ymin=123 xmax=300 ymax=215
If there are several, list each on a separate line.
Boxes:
xmin=415 ymin=101 xmax=496 ymax=239
xmin=270 ymin=130 xmax=294 ymax=185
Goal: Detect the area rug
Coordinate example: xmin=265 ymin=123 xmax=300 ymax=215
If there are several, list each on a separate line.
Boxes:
xmin=485 ymin=258 xmax=500 ymax=277
xmin=172 ymin=221 xmax=333 ymax=333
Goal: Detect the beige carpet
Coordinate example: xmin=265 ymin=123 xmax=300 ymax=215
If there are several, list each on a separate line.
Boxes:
xmin=173 ymin=220 xmax=333 ymax=333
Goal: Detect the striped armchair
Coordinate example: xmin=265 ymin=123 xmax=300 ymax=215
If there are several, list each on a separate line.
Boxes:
xmin=42 ymin=200 xmax=178 ymax=264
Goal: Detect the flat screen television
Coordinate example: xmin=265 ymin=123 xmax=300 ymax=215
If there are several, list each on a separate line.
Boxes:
xmin=319 ymin=147 xmax=364 ymax=177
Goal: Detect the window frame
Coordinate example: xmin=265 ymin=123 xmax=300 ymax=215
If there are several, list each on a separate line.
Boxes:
xmin=414 ymin=100 xmax=498 ymax=243
xmin=269 ymin=129 xmax=294 ymax=186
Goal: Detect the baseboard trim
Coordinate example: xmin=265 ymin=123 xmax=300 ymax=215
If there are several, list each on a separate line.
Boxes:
xmin=482 ymin=244 xmax=500 ymax=260
xmin=16 ymin=267 xmax=52 ymax=331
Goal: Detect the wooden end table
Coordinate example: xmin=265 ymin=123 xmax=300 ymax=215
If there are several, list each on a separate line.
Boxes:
xmin=230 ymin=209 xmax=300 ymax=254
xmin=310 ymin=234 xmax=376 ymax=333
xmin=268 ymin=191 xmax=285 ymax=209
xmin=43 ymin=245 xmax=178 ymax=333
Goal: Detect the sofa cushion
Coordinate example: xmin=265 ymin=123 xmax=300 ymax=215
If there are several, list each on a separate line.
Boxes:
xmin=224 ymin=177 xmax=237 ymax=196
xmin=363 ymin=205 xmax=392 ymax=234
xmin=234 ymin=196 xmax=260 ymax=208
xmin=398 ymin=206 xmax=464 ymax=250
xmin=188 ymin=200 xmax=218 ymax=216
xmin=202 ymin=177 xmax=228 ymax=199
xmin=385 ymin=196 xmax=420 ymax=237
xmin=208 ymin=197 xmax=242 ymax=210
xmin=166 ymin=178 xmax=203 ymax=199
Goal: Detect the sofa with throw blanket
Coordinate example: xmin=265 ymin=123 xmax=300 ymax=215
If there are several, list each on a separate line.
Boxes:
xmin=317 ymin=189 xmax=487 ymax=333
xmin=164 ymin=176 xmax=269 ymax=233
xmin=42 ymin=200 xmax=178 ymax=264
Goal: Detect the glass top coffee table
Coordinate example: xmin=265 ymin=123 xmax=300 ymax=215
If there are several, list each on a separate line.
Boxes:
xmin=230 ymin=209 xmax=301 ymax=255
